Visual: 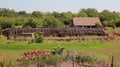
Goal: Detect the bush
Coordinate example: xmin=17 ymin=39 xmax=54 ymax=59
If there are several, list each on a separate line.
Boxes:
xmin=40 ymin=54 xmax=64 ymax=66
xmin=34 ymin=32 xmax=44 ymax=43
xmin=95 ymin=22 xmax=102 ymax=27
xmin=51 ymin=45 xmax=64 ymax=55
xmin=0 ymin=22 xmax=12 ymax=29
xmin=75 ymin=53 xmax=94 ymax=63
xmin=23 ymin=18 xmax=37 ymax=28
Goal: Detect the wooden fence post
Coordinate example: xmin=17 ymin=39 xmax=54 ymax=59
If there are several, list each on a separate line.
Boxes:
xmin=37 ymin=55 xmax=40 ymax=67
xmin=72 ymin=54 xmax=74 ymax=67
xmin=0 ymin=62 xmax=4 ymax=67
xmin=111 ymin=56 xmax=114 ymax=67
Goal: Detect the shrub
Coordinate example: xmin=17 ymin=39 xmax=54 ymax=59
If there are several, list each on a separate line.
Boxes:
xmin=95 ymin=22 xmax=102 ymax=27
xmin=51 ymin=45 xmax=64 ymax=55
xmin=75 ymin=54 xmax=94 ymax=63
xmin=0 ymin=22 xmax=12 ymax=29
xmin=40 ymin=54 xmax=64 ymax=66
xmin=23 ymin=18 xmax=37 ymax=28
xmin=34 ymin=32 xmax=44 ymax=43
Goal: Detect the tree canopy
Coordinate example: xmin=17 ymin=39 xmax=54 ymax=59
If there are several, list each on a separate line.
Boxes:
xmin=23 ymin=18 xmax=37 ymax=28
xmin=1 ymin=8 xmax=120 ymax=29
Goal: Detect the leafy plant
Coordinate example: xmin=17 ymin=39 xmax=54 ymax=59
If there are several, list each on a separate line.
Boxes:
xmin=51 ymin=45 xmax=64 ymax=55
xmin=0 ymin=22 xmax=12 ymax=29
xmin=34 ymin=32 xmax=44 ymax=43
xmin=95 ymin=22 xmax=102 ymax=27
xmin=23 ymin=18 xmax=37 ymax=28
xmin=40 ymin=54 xmax=64 ymax=66
xmin=75 ymin=53 xmax=94 ymax=63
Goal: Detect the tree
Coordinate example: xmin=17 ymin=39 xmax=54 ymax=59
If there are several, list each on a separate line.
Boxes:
xmin=99 ymin=10 xmax=113 ymax=22
xmin=32 ymin=11 xmax=43 ymax=18
xmin=114 ymin=18 xmax=120 ymax=27
xmin=43 ymin=16 xmax=63 ymax=28
xmin=76 ymin=12 xmax=87 ymax=17
xmin=60 ymin=12 xmax=73 ymax=26
xmin=18 ymin=11 xmax=26 ymax=15
xmin=23 ymin=18 xmax=37 ymax=28
xmin=52 ymin=12 xmax=61 ymax=18
xmin=79 ymin=8 xmax=99 ymax=17
xmin=0 ymin=8 xmax=18 ymax=17
xmin=0 ymin=22 xmax=12 ymax=29
xmin=99 ymin=10 xmax=120 ymax=27
xmin=116 ymin=21 xmax=120 ymax=27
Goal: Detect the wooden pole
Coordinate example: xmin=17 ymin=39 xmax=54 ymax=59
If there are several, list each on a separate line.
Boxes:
xmin=0 ymin=62 xmax=4 ymax=67
xmin=111 ymin=56 xmax=114 ymax=67
xmin=72 ymin=55 xmax=74 ymax=67
xmin=37 ymin=55 xmax=40 ymax=67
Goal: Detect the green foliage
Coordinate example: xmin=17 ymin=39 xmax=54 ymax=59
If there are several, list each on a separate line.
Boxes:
xmin=74 ymin=53 xmax=110 ymax=66
xmin=76 ymin=11 xmax=88 ymax=17
xmin=95 ymin=22 xmax=102 ymax=27
xmin=43 ymin=16 xmax=64 ymax=28
xmin=1 ymin=8 xmax=120 ymax=28
xmin=0 ymin=22 xmax=12 ymax=29
xmin=23 ymin=18 xmax=37 ymax=28
xmin=0 ymin=8 xmax=18 ymax=17
xmin=99 ymin=10 xmax=117 ymax=21
xmin=40 ymin=54 xmax=64 ymax=66
xmin=75 ymin=54 xmax=94 ymax=63
xmin=79 ymin=8 xmax=99 ymax=17
xmin=32 ymin=11 xmax=43 ymax=18
xmin=103 ymin=19 xmax=116 ymax=27
xmin=115 ymin=19 xmax=120 ymax=27
xmin=18 ymin=11 xmax=26 ymax=15
xmin=34 ymin=32 xmax=44 ymax=43
xmin=51 ymin=45 xmax=64 ymax=55
xmin=60 ymin=12 xmax=73 ymax=25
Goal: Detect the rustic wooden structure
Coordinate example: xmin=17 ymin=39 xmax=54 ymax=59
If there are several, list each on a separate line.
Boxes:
xmin=72 ymin=17 xmax=101 ymax=27
xmin=2 ymin=27 xmax=106 ymax=39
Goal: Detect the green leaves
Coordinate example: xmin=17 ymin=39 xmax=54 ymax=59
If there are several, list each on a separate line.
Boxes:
xmin=0 ymin=8 xmax=120 ymax=28
xmin=34 ymin=32 xmax=44 ymax=43
xmin=0 ymin=22 xmax=12 ymax=29
xmin=43 ymin=16 xmax=64 ymax=28
xmin=23 ymin=18 xmax=37 ymax=28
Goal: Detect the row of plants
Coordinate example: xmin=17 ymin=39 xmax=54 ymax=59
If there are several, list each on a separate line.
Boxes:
xmin=17 ymin=50 xmax=51 ymax=61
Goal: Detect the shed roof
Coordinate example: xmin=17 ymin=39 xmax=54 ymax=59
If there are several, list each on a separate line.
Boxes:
xmin=73 ymin=17 xmax=101 ymax=26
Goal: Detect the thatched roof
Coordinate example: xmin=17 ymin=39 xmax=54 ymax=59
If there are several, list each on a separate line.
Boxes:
xmin=73 ymin=17 xmax=101 ymax=26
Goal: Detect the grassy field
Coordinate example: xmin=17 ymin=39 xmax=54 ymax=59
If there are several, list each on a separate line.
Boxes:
xmin=0 ymin=41 xmax=113 ymax=52
xmin=0 ymin=37 xmax=120 ymax=66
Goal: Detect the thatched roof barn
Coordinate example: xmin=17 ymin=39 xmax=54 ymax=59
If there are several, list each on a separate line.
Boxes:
xmin=72 ymin=17 xmax=101 ymax=27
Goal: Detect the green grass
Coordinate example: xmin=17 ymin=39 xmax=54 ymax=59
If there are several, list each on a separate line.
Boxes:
xmin=0 ymin=41 xmax=113 ymax=52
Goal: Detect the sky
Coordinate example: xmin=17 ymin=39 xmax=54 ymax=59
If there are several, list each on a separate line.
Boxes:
xmin=0 ymin=0 xmax=120 ymax=13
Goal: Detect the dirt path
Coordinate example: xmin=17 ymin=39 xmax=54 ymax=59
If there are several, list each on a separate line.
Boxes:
xmin=57 ymin=60 xmax=80 ymax=67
